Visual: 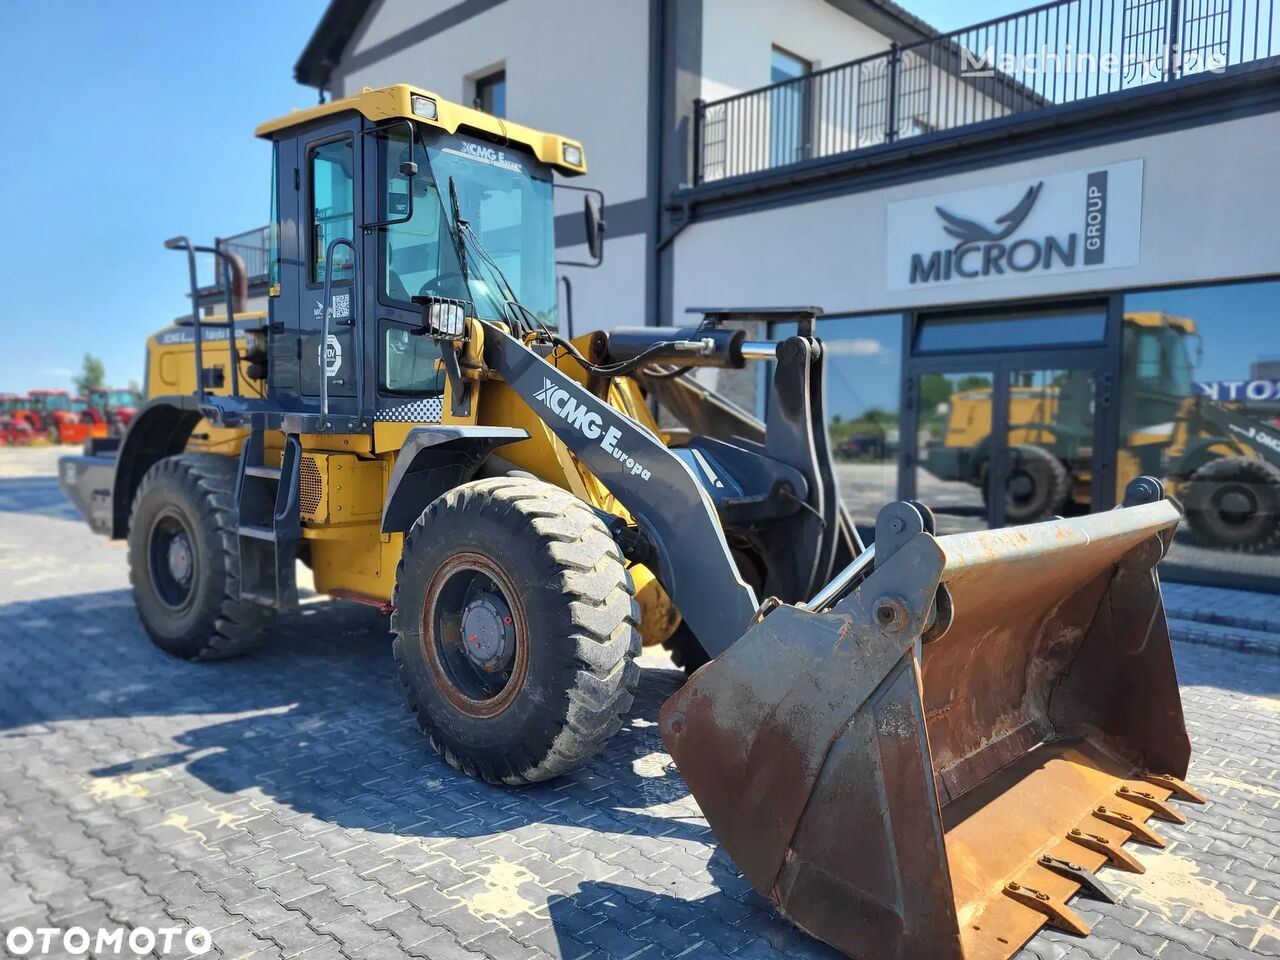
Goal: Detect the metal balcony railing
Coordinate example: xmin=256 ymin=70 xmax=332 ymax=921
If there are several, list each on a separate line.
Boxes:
xmin=695 ymin=0 xmax=1279 ymax=184
xmin=219 ymin=225 xmax=271 ymax=280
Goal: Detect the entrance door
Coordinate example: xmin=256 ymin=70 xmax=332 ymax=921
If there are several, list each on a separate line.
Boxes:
xmin=293 ymin=119 xmax=360 ymax=407
xmin=905 ymin=359 xmax=1106 ymax=533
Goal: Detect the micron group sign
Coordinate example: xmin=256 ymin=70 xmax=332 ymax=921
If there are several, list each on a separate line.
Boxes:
xmin=886 ymin=160 xmax=1143 ymax=290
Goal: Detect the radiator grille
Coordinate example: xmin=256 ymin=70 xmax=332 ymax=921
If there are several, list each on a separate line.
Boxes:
xmin=299 ymin=456 xmax=323 ymax=518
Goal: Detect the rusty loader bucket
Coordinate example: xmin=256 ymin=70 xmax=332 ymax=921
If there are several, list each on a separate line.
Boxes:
xmin=660 ymin=481 xmax=1203 ymax=960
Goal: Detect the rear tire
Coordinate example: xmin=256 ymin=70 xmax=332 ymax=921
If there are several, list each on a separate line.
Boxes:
xmin=995 ymin=444 xmax=1070 ymax=523
xmin=1184 ymin=456 xmax=1280 ymax=552
xmin=127 ymin=454 xmax=274 ymax=659
xmin=391 ymin=477 xmax=641 ymax=784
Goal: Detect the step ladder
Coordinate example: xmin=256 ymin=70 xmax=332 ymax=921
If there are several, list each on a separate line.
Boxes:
xmin=235 ymin=429 xmax=301 ymax=610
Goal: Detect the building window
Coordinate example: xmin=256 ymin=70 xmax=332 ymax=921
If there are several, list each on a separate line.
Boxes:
xmin=769 ymin=47 xmax=810 ymax=168
xmin=1120 ymin=279 xmax=1280 ymax=583
xmin=771 ymin=313 xmax=904 ymax=531
xmin=914 ymin=306 xmax=1108 ymax=353
xmin=474 ymin=70 xmax=506 ymax=117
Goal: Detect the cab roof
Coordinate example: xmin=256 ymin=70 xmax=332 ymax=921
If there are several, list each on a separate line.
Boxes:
xmin=255 ymin=83 xmax=586 ymax=176
xmin=1125 ymin=310 xmax=1198 ymax=334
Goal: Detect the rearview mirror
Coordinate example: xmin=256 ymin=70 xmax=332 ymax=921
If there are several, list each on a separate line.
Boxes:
xmin=554 ymin=185 xmax=606 ymax=268
xmin=584 ymin=194 xmax=605 ymax=262
xmin=360 ymin=119 xmax=419 ymax=229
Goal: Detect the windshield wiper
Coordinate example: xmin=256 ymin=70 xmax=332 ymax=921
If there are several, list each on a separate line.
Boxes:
xmin=446 ymin=176 xmax=469 ymax=289
xmin=443 ymin=175 xmax=539 ymax=333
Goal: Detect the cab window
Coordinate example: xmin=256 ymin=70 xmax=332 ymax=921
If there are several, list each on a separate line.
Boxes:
xmin=382 ymin=324 xmax=443 ymax=396
xmin=309 ymin=137 xmax=355 ymax=284
xmin=1136 ymin=331 xmax=1162 ymax=380
xmin=381 ymin=133 xmax=464 ymax=303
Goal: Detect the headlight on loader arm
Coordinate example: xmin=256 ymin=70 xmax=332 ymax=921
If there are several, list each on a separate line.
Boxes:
xmin=412 ymin=295 xmax=469 ymax=341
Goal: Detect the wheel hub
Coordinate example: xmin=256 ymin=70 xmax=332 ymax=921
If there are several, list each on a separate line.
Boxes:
xmin=460 ymin=593 xmax=516 ymax=673
xmin=1216 ymin=488 xmax=1254 ymax=523
xmin=1008 ymin=472 xmax=1035 ymax=500
xmin=167 ymin=533 xmax=193 ymax=585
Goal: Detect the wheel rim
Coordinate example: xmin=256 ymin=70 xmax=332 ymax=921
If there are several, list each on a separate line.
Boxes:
xmin=422 ymin=553 xmax=529 ymax=719
xmin=148 ymin=508 xmax=197 ymax=610
xmin=1210 ymin=483 xmax=1260 ymax=528
xmin=1007 ymin=469 xmax=1037 ymax=505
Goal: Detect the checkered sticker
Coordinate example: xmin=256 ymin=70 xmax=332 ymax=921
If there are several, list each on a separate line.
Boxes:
xmin=374 ymin=396 xmax=444 ymax=422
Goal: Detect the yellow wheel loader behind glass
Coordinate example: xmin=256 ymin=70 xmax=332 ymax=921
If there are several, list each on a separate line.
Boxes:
xmin=60 ymin=85 xmax=1203 ymax=960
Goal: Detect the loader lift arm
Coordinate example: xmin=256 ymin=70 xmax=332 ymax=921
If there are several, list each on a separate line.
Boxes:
xmin=476 ymin=306 xmax=857 ymax=657
xmin=1194 ymin=397 xmax=1280 ymax=467
xmin=481 ymin=320 xmax=761 ymax=656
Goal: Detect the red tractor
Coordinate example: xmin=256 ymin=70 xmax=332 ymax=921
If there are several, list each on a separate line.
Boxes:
xmin=26 ymin=389 xmax=105 ymax=445
xmin=87 ymin=386 xmax=141 ymax=437
xmin=0 ymin=394 xmax=36 ymax=445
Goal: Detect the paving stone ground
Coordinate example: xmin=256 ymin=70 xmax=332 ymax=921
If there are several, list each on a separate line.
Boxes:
xmin=1 ymin=445 xmax=1278 ymax=960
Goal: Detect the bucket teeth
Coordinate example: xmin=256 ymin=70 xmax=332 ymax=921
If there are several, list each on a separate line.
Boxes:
xmin=1003 ymin=882 xmax=1092 ymax=937
xmin=1118 ymin=785 xmax=1188 ymax=824
xmin=1093 ymin=806 xmax=1167 ymax=848
xmin=1067 ymin=828 xmax=1146 ymax=873
xmin=1038 ymin=854 xmax=1118 ymax=904
xmin=1144 ymin=773 xmax=1207 ymax=804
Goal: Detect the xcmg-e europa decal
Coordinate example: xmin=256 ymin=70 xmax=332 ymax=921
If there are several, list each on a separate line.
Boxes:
xmin=533 ymin=377 xmax=653 ymax=480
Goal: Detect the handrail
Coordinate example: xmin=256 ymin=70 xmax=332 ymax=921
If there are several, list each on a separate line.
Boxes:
xmin=319 ymin=236 xmax=359 ymax=421
xmin=164 ymin=236 xmax=243 ymax=405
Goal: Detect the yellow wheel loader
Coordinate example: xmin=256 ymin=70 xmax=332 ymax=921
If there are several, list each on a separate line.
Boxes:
xmin=60 ymin=85 xmax=1203 ymax=960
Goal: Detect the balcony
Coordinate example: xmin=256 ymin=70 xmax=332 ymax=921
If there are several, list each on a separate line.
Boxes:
xmin=220 ymin=225 xmax=271 ymax=281
xmin=694 ymin=0 xmax=1279 ymax=184
xmin=193 ymin=226 xmax=271 ymax=310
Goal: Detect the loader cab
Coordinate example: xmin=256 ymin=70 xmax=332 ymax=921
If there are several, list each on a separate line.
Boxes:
xmin=1120 ymin=311 xmax=1198 ymax=436
xmin=256 ymin=85 xmax=587 ymax=426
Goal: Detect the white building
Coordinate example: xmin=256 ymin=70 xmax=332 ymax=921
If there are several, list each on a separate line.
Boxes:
xmin=293 ymin=0 xmax=1280 ymax=589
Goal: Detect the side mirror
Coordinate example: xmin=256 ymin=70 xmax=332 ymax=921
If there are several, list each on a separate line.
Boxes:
xmin=584 ymin=194 xmax=605 ymax=263
xmin=360 ymin=118 xmax=419 ymax=229
xmin=554 ymin=185 xmax=606 ymax=268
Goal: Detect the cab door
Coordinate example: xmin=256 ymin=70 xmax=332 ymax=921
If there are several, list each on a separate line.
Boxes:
xmin=268 ymin=118 xmax=364 ymax=412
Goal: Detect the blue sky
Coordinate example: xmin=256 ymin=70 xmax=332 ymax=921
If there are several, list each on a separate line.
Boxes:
xmin=0 ymin=1 xmax=324 ymax=392
xmin=2 ymin=0 xmax=1263 ymax=395
xmin=0 ymin=0 xmax=1051 ymax=393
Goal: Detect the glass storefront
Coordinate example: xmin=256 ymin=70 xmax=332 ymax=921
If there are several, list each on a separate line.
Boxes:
xmin=1120 ymin=280 xmax=1280 ymax=587
xmin=696 ymin=281 xmax=1277 ymax=590
xmin=773 ymin=314 xmax=904 ymax=534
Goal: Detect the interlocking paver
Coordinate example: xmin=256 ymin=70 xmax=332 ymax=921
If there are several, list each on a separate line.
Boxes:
xmin=1 ymin=445 xmax=1279 ymax=959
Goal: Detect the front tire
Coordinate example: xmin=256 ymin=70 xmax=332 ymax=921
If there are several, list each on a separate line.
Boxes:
xmin=127 ymin=454 xmax=274 ymax=659
xmin=392 ymin=477 xmax=641 ymax=785
xmin=1184 ymin=456 xmax=1280 ymax=552
xmin=992 ymin=444 xmax=1070 ymax=523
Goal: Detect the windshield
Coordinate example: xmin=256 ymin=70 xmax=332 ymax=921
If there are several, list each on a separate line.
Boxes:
xmin=380 ymin=129 xmax=557 ymax=327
